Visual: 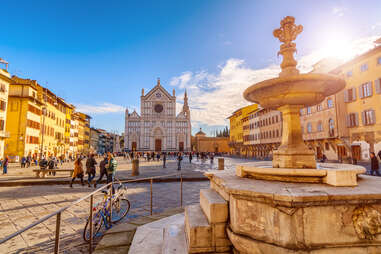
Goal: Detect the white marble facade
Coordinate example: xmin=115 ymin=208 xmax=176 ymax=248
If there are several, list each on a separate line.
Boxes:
xmin=124 ymin=79 xmax=191 ymax=152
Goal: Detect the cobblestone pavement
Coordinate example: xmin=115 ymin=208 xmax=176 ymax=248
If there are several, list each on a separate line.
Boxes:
xmin=0 ymin=157 xmax=255 ymax=253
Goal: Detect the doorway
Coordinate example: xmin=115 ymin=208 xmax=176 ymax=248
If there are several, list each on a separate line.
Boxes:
xmin=337 ymin=145 xmax=346 ymax=162
xmin=155 ymin=139 xmax=162 ymax=152
xmin=132 ymin=142 xmax=137 ymax=151
xmin=352 ymin=145 xmax=361 ymax=162
xmin=179 ymin=142 xmax=184 ymax=152
xmin=316 ymin=146 xmax=322 ymax=159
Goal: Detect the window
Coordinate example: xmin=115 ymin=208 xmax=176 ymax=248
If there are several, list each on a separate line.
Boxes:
xmin=375 ymin=78 xmax=381 ymax=94
xmin=378 ymin=57 xmax=381 ymax=65
xmin=327 ymin=98 xmax=333 ymax=108
xmin=307 ymin=107 xmax=312 ymax=114
xmin=316 ymin=104 xmax=322 ymax=111
xmin=329 ymin=119 xmax=335 ymax=135
xmin=317 ymin=122 xmax=323 ymax=132
xmin=362 ymin=109 xmax=376 ymax=125
xmin=346 ymin=71 xmax=353 ymax=77
xmin=360 ymin=63 xmax=368 ymax=72
xmin=344 ymin=88 xmax=356 ymax=102
xmin=347 ymin=113 xmax=359 ymax=127
xmin=0 ymin=119 xmax=4 ymax=131
xmin=307 ymin=123 xmax=312 ymax=133
xmin=359 ymin=82 xmax=373 ymax=98
xmin=0 ymin=100 xmax=6 ymax=111
xmin=325 ymin=142 xmax=330 ymax=151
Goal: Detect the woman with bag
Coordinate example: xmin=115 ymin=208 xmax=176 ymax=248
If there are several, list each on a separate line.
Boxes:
xmin=70 ymin=158 xmax=84 ymax=187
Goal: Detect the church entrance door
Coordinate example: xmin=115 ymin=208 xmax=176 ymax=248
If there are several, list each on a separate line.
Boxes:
xmin=179 ymin=142 xmax=184 ymax=152
xmin=132 ymin=142 xmax=137 ymax=151
xmin=155 ymin=139 xmax=162 ymax=152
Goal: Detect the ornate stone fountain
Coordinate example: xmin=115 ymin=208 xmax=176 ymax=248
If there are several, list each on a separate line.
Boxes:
xmin=129 ymin=16 xmax=381 ymax=254
xmin=237 ymin=16 xmax=365 ymax=186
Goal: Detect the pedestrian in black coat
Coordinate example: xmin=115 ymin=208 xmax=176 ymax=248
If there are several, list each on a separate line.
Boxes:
xmin=94 ymin=157 xmax=108 ymax=188
xmin=370 ymin=152 xmax=380 ymax=176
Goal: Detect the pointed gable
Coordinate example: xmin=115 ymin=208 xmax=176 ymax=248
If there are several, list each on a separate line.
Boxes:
xmin=144 ymin=81 xmax=174 ymax=101
xmin=129 ymin=110 xmax=140 ymax=119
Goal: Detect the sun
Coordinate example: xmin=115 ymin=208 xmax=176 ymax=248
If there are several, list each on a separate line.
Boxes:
xmin=318 ymin=32 xmax=356 ymax=62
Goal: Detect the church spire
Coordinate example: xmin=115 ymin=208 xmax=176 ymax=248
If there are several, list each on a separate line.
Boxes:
xmin=183 ymin=89 xmax=190 ymax=117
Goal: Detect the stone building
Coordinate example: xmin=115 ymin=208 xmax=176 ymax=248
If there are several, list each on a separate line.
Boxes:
xmin=124 ymin=79 xmax=191 ymax=152
xmin=332 ymin=39 xmax=381 ymax=161
xmin=191 ymin=128 xmax=230 ymax=153
xmin=300 ymin=58 xmax=349 ymax=161
xmin=243 ymin=108 xmax=282 ymax=158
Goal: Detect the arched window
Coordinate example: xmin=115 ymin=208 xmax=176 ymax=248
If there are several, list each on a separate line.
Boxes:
xmin=307 ymin=123 xmax=312 ymax=133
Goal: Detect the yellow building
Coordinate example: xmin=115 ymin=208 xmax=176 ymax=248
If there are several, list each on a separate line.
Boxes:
xmin=5 ymin=76 xmax=43 ymax=160
xmin=75 ymin=112 xmax=91 ymax=155
xmin=0 ymin=64 xmax=12 ymax=159
xmin=36 ymin=85 xmax=66 ymax=158
xmin=333 ymin=39 xmax=381 ymax=161
xmin=63 ymin=102 xmax=75 ymax=158
xmin=228 ymin=104 xmax=258 ymax=156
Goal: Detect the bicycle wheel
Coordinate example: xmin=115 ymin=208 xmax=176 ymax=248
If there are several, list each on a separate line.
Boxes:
xmin=83 ymin=211 xmax=104 ymax=242
xmin=111 ymin=198 xmax=131 ymax=223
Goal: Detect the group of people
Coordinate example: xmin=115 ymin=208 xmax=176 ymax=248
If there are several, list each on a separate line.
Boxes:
xmin=70 ymin=152 xmax=117 ymax=188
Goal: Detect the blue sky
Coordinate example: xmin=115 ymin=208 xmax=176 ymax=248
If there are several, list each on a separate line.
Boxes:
xmin=1 ymin=0 xmax=381 ymax=135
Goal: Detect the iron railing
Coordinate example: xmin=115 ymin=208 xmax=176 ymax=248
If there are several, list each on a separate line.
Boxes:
xmin=0 ymin=172 xmax=202 ymax=253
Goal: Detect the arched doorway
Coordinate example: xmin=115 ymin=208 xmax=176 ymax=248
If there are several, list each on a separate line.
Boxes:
xmin=155 ymin=139 xmax=162 ymax=152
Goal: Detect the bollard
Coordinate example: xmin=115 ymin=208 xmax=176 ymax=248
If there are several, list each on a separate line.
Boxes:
xmin=132 ymin=159 xmax=139 ymax=176
xmin=218 ymin=158 xmax=224 ymax=170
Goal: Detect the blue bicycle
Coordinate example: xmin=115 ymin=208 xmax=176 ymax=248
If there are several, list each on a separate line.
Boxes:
xmin=83 ymin=181 xmax=130 ymax=242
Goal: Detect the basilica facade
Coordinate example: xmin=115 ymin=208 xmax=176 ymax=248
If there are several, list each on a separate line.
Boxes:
xmin=124 ymin=79 xmax=191 ymax=152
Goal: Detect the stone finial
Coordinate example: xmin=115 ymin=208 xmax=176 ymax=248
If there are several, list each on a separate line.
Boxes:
xmin=273 ymin=16 xmax=303 ymax=77
xmin=157 ymin=77 xmax=160 ymax=86
xmin=173 ymin=88 xmax=175 ymax=96
xmin=141 ymin=88 xmax=144 ymax=96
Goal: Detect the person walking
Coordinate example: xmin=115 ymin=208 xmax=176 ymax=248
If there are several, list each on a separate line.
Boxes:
xmin=70 ymin=158 xmax=84 ymax=187
xmin=163 ymin=152 xmax=167 ymax=168
xmin=189 ymin=153 xmax=193 ymax=164
xmin=2 ymin=156 xmax=9 ymax=174
xmin=177 ymin=153 xmax=183 ymax=171
xmin=106 ymin=152 xmax=117 ymax=193
xmin=210 ymin=153 xmax=214 ymax=164
xmin=378 ymin=150 xmax=381 ymax=161
xmin=94 ymin=156 xmax=108 ymax=188
xmin=86 ymin=153 xmax=97 ymax=187
xmin=370 ymin=152 xmax=380 ymax=176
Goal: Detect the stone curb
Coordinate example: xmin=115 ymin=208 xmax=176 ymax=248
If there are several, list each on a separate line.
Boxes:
xmin=0 ymin=176 xmax=208 ymax=187
xmin=93 ymin=207 xmax=185 ymax=254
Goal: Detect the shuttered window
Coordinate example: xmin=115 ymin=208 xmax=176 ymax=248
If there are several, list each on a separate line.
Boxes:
xmin=344 ymin=88 xmax=357 ymax=102
xmin=359 ymin=82 xmax=373 ymax=98
xmin=362 ymin=109 xmax=376 ymax=125
xmin=346 ymin=113 xmax=359 ymax=127
xmin=0 ymin=100 xmax=6 ymax=111
xmin=375 ymin=78 xmax=381 ymax=94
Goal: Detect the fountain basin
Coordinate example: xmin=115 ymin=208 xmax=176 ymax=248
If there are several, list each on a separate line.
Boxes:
xmin=236 ymin=161 xmax=366 ymax=186
xmin=243 ymin=73 xmax=345 ymax=109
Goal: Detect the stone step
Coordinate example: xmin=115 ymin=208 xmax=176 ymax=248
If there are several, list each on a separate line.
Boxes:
xmin=162 ymin=224 xmax=188 ymax=254
xmin=200 ymin=189 xmax=228 ymax=224
xmin=185 ymin=204 xmax=214 ymax=253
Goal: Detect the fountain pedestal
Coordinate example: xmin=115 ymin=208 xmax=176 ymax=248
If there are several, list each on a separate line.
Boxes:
xmin=273 ymin=104 xmax=316 ymax=169
xmin=205 ymin=171 xmax=381 ymax=254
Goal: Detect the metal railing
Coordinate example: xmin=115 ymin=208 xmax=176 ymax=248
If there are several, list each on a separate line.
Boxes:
xmin=0 ymin=172 xmax=201 ymax=253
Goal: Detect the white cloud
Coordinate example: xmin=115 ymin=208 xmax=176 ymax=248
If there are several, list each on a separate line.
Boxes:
xmin=75 ymin=102 xmax=126 ymax=114
xmin=170 ymin=36 xmax=378 ymax=129
xmin=332 ymin=7 xmax=346 ymax=17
